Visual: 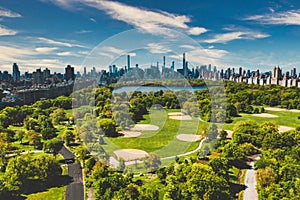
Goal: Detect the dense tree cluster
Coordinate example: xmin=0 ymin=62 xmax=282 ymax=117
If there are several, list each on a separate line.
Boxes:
xmin=1 ymin=154 xmax=61 ymax=192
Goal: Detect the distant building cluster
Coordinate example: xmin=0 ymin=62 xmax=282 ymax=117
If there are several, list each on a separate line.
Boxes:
xmin=97 ymin=53 xmax=300 ymax=88
xmin=1 ymin=53 xmax=300 ymax=103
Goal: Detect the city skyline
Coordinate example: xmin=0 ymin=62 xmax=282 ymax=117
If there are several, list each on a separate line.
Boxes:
xmin=0 ymin=1 xmax=300 ymax=73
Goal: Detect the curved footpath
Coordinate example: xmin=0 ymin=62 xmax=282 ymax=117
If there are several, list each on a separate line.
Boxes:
xmin=59 ymin=145 xmax=84 ymax=200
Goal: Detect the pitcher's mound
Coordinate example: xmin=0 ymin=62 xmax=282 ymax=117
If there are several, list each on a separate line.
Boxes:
xmin=176 ymin=134 xmax=201 ymax=142
xmin=114 ymin=149 xmax=149 ymax=161
xmin=131 ymin=124 xmax=159 ymax=131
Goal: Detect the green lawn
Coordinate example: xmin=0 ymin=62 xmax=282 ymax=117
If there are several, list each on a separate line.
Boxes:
xmin=223 ymin=109 xmax=300 ymax=130
xmin=25 ymin=186 xmax=65 ymax=200
xmin=103 ymin=109 xmax=204 ymax=158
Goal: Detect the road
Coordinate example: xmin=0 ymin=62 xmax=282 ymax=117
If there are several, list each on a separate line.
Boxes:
xmin=244 ymin=157 xmax=260 ymax=200
xmin=59 ymin=145 xmax=84 ymax=200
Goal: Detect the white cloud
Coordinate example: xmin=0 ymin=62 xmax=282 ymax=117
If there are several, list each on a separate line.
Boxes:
xmin=169 ymin=47 xmax=228 ymax=67
xmin=37 ymin=37 xmax=86 ymax=48
xmin=128 ymin=52 xmax=136 ymax=57
xmin=0 ymin=7 xmax=21 ymax=18
xmin=46 ymin=0 xmax=207 ymax=36
xmin=180 ymin=45 xmax=196 ymax=50
xmin=187 ymin=27 xmax=208 ymax=35
xmin=57 ymin=51 xmax=86 ymax=57
xmin=203 ymin=30 xmax=270 ymax=43
xmin=102 ymin=46 xmax=125 ymax=55
xmin=90 ymin=17 xmax=97 ymax=23
xmin=244 ymin=9 xmax=300 ymax=25
xmin=0 ymin=25 xmax=18 ymax=36
xmin=57 ymin=51 xmax=73 ymax=56
xmin=35 ymin=47 xmax=58 ymax=54
xmin=75 ymin=30 xmax=92 ymax=34
xmin=146 ymin=43 xmax=172 ymax=54
xmin=97 ymin=52 xmax=114 ymax=59
xmin=0 ymin=45 xmax=68 ymax=72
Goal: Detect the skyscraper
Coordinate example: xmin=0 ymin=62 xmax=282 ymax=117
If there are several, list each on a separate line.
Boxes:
xmin=65 ymin=65 xmax=75 ymax=81
xmin=12 ymin=63 xmax=20 ymax=81
xmin=127 ymin=55 xmax=131 ymax=71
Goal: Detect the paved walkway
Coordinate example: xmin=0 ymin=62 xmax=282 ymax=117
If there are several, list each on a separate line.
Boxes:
xmin=244 ymin=156 xmax=260 ymax=200
xmin=59 ymin=145 xmax=84 ymax=200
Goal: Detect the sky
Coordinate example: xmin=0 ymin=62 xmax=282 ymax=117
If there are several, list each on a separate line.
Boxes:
xmin=0 ymin=0 xmax=300 ymax=74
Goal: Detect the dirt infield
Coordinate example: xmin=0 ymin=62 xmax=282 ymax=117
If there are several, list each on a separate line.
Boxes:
xmin=131 ymin=124 xmax=159 ymax=131
xmin=169 ymin=115 xmax=192 ymax=120
xmin=176 ymin=134 xmax=202 ymax=142
xmin=168 ymin=112 xmax=185 ymax=116
xmin=113 ymin=149 xmax=149 ymax=161
xmin=121 ymin=131 xmax=142 ymax=138
xmin=265 ymin=107 xmax=300 ymax=113
xmin=168 ymin=112 xmax=192 ymax=120
xmin=252 ymin=113 xmax=278 ymax=118
xmin=278 ymin=126 xmax=294 ymax=133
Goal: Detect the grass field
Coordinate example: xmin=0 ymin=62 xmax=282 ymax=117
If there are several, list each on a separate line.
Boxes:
xmin=25 ymin=186 xmax=65 ymax=200
xmin=103 ymin=109 xmax=204 ymax=158
xmin=223 ymin=108 xmax=299 ymax=130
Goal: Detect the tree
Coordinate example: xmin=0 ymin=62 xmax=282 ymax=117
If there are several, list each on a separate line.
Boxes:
xmin=24 ymin=117 xmax=38 ymax=131
xmin=41 ymin=128 xmax=57 ymax=140
xmin=74 ymin=146 xmax=89 ymax=166
xmin=0 ymin=114 xmax=9 ymax=128
xmin=28 ymin=134 xmax=42 ymax=149
xmin=209 ymin=157 xmax=230 ymax=180
xmin=219 ymin=130 xmax=228 ymax=140
xmin=206 ymin=123 xmax=218 ymax=141
xmin=50 ymin=108 xmax=67 ymax=125
xmin=117 ymin=159 xmax=125 ymax=171
xmin=144 ymin=153 xmax=161 ymax=172
xmin=4 ymin=154 xmax=61 ymax=191
xmin=183 ymin=101 xmax=200 ymax=116
xmin=227 ymin=104 xmax=238 ymax=117
xmin=0 ymin=133 xmax=10 ymax=169
xmin=43 ymin=138 xmax=63 ymax=156
xmin=256 ymin=167 xmax=277 ymax=187
xmin=39 ymin=115 xmax=54 ymax=130
xmin=62 ymin=130 xmax=75 ymax=145
xmin=98 ymin=118 xmax=117 ymax=137
xmin=14 ymin=130 xmax=25 ymax=144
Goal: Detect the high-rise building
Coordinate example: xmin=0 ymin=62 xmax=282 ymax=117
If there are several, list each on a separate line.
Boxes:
xmin=271 ymin=66 xmax=282 ymax=85
xmin=83 ymin=67 xmax=87 ymax=77
xmin=12 ymin=63 xmax=20 ymax=81
xmin=43 ymin=68 xmax=50 ymax=79
xmin=33 ymin=68 xmax=44 ymax=84
xmin=127 ymin=55 xmax=131 ymax=71
xmin=65 ymin=65 xmax=75 ymax=81
xmin=291 ymin=68 xmax=296 ymax=78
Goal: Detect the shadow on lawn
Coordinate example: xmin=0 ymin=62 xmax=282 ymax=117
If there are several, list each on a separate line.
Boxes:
xmin=0 ymin=175 xmax=71 ymax=200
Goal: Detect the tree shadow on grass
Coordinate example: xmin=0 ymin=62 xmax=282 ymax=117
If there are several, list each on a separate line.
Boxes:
xmin=1 ymin=175 xmax=71 ymax=200
xmin=229 ymin=182 xmax=247 ymax=197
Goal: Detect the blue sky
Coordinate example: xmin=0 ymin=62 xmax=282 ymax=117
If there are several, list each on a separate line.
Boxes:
xmin=0 ymin=0 xmax=300 ymax=73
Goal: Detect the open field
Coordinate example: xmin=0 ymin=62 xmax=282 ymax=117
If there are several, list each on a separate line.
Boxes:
xmin=103 ymin=109 xmax=203 ymax=158
xmin=223 ymin=109 xmax=299 ymax=130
